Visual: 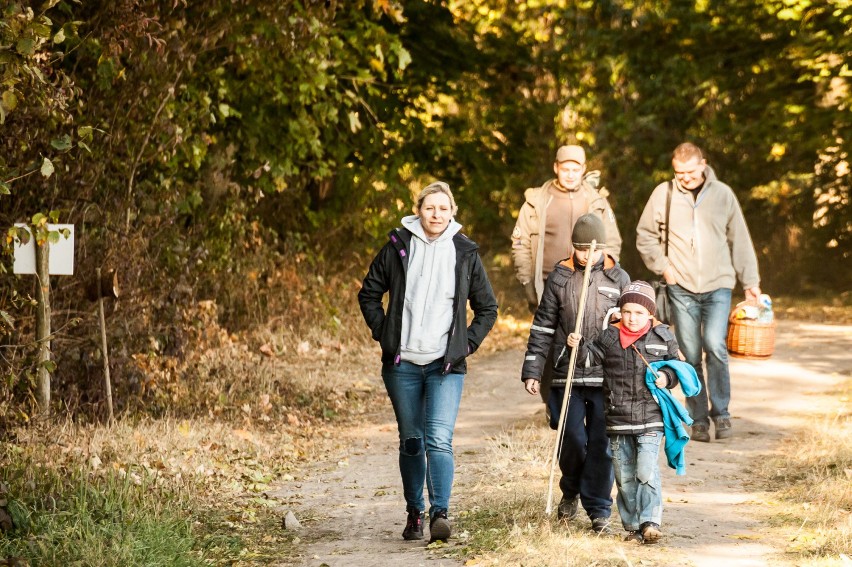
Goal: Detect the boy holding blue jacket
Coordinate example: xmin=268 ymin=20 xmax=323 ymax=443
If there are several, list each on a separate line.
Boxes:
xmin=567 ymin=281 xmax=697 ymax=544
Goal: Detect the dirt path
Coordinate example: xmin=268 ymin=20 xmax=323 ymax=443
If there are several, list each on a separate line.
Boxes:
xmin=271 ymin=320 xmax=851 ymax=566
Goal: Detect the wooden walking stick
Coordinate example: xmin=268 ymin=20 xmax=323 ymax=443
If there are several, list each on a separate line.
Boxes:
xmin=545 ymin=240 xmax=597 ymax=515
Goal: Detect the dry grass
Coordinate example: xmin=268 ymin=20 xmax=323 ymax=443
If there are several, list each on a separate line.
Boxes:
xmin=1 ymin=407 xmax=364 ymax=564
xmin=753 ymin=380 xmax=852 ymax=564
xmin=0 ymin=287 xmax=385 ymax=564
xmin=449 ymin=418 xmax=684 ymax=567
xmin=774 ymin=292 xmax=852 ymax=324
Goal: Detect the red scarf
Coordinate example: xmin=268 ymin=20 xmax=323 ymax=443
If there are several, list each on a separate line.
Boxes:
xmin=619 ymin=321 xmax=651 ymax=349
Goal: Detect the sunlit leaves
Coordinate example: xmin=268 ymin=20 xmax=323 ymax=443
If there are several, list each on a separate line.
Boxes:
xmin=2 ymin=90 xmax=18 ymax=113
xmin=39 ymin=157 xmax=54 ymax=178
xmin=347 ymin=111 xmax=362 ymax=133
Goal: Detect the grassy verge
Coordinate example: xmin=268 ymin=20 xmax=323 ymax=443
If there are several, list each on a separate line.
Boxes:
xmin=752 ymin=379 xmax=852 ymax=565
xmin=0 ymin=392 xmax=381 ymax=565
xmin=0 ymin=450 xmax=203 ymax=566
xmin=0 ymin=417 xmax=346 ymax=566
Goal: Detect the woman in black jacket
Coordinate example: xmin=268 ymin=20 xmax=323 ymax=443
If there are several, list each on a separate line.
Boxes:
xmin=358 ymin=181 xmax=498 ymax=544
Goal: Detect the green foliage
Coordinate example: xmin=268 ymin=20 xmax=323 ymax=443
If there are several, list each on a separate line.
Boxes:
xmin=0 ymin=0 xmax=849 ymax=422
xmin=0 ymin=456 xmax=210 ymax=565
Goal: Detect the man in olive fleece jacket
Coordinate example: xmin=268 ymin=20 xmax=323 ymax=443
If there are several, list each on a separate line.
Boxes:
xmin=636 ymin=142 xmax=761 ymax=443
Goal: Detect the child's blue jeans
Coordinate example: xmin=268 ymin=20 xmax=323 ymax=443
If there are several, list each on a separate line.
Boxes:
xmin=610 ymin=432 xmax=663 ymax=531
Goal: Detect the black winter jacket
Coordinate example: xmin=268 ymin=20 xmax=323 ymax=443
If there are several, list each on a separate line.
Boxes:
xmin=522 ymin=254 xmax=629 ymax=387
xmin=576 ymin=322 xmax=680 ymax=435
xmin=358 ymin=226 xmax=498 ymax=374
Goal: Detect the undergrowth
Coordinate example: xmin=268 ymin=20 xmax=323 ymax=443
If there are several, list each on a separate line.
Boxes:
xmin=0 ymin=451 xmax=203 ymax=566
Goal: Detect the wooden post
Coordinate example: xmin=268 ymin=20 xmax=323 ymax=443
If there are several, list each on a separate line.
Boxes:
xmin=34 ymin=239 xmax=51 ymax=415
xmin=96 ymin=268 xmax=114 ymax=423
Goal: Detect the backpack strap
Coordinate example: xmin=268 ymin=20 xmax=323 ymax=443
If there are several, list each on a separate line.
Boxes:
xmin=663 ymin=181 xmax=673 ymax=258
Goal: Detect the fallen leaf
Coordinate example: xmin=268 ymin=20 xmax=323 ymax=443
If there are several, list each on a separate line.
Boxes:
xmin=234 ymin=429 xmax=254 ymax=442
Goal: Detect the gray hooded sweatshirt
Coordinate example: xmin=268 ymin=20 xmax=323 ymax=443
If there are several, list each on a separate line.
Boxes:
xmin=399 ymin=215 xmax=463 ymax=365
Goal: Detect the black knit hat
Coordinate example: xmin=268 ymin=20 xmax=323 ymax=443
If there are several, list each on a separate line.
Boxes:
xmin=620 ymin=281 xmax=656 ymax=316
xmin=571 ymin=214 xmax=607 ymax=249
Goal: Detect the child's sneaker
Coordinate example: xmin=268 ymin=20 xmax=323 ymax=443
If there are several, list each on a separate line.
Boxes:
xmin=624 ymin=530 xmax=644 ymax=543
xmin=590 ymin=517 xmax=613 ymax=535
xmin=429 ymin=509 xmax=451 ymax=543
xmin=640 ymin=521 xmax=662 ymax=543
xmin=402 ymin=506 xmax=424 ymax=540
xmin=556 ymin=495 xmax=579 ymax=521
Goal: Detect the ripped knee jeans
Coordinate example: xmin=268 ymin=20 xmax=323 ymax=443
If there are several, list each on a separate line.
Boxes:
xmin=610 ymin=432 xmax=663 ymax=531
xmin=382 ymin=359 xmax=464 ymax=516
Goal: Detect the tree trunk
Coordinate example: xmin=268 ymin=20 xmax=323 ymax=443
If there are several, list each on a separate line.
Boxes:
xmin=35 ymin=240 xmax=51 ymax=415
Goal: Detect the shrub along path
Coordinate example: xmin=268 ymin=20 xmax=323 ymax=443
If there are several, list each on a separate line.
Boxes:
xmin=269 ymin=320 xmax=850 ymax=566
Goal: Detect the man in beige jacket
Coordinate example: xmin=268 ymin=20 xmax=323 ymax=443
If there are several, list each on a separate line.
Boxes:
xmin=636 ymin=142 xmax=761 ymax=442
xmin=512 ymin=145 xmax=622 ymax=312
xmin=512 ymin=145 xmax=622 ymax=402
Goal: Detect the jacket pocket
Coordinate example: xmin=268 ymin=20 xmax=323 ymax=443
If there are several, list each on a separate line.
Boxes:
xmin=645 ymin=343 xmax=668 ymax=358
xmin=597 ymin=286 xmax=620 ymax=302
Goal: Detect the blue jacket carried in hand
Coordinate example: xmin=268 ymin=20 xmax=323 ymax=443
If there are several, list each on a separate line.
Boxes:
xmin=645 ymin=360 xmax=701 ymax=475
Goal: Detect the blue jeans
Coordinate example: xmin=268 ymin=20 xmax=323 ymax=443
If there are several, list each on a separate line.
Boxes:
xmin=667 ymin=285 xmax=732 ymax=426
xmin=611 ymin=433 xmax=663 ymax=530
xmin=382 ymin=360 xmax=464 ymax=518
xmin=548 ymin=386 xmax=614 ymax=519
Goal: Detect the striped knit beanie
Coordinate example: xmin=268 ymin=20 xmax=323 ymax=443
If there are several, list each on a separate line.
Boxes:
xmin=620 ymin=281 xmax=656 ymax=316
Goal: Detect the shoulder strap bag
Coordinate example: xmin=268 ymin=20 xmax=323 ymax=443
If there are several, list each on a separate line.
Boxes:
xmin=653 ymin=182 xmax=674 ymax=324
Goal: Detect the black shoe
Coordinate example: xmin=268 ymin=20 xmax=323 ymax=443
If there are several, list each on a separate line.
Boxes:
xmin=429 ymin=510 xmax=451 ymax=543
xmin=402 ymin=506 xmax=424 ymax=540
xmin=590 ymin=517 xmax=613 ymax=534
xmin=556 ymin=495 xmax=579 ymax=521
xmin=691 ymin=423 xmax=711 ymax=443
xmin=715 ymin=418 xmax=733 ymax=439
xmin=624 ymin=530 xmax=644 ymax=543
xmin=640 ymin=521 xmax=662 ymax=544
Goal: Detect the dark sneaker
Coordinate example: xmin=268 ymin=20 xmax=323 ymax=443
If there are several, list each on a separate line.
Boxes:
xmin=556 ymin=495 xmax=579 ymax=521
xmin=624 ymin=530 xmax=644 ymax=543
xmin=429 ymin=510 xmax=451 ymax=543
xmin=402 ymin=506 xmax=424 ymax=540
xmin=691 ymin=423 xmax=711 ymax=443
xmin=715 ymin=418 xmax=733 ymax=440
xmin=591 ymin=517 xmax=613 ymax=535
xmin=640 ymin=521 xmax=662 ymax=543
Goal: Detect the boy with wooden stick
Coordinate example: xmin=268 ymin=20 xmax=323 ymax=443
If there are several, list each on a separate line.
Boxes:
xmin=567 ymin=281 xmax=692 ymax=544
xmin=521 ymin=214 xmax=630 ymax=534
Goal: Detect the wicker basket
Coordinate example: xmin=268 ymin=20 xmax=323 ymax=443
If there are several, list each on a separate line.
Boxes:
xmin=726 ymin=301 xmax=775 ymax=359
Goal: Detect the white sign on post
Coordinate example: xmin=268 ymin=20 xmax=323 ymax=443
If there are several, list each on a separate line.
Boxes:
xmin=12 ymin=223 xmax=75 ymax=276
